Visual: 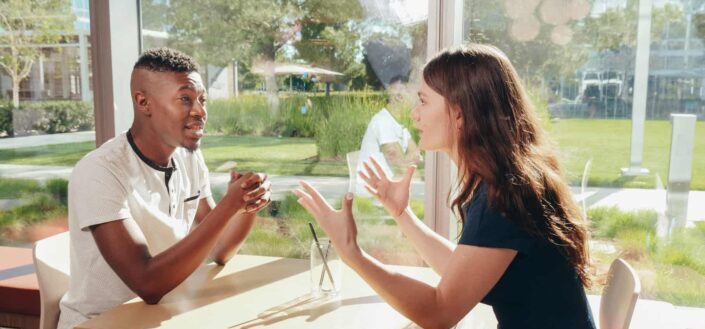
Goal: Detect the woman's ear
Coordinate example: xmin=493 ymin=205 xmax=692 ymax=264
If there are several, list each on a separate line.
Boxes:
xmin=452 ymin=104 xmax=463 ymax=130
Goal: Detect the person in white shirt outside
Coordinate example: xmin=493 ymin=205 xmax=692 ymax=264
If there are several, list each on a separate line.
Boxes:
xmin=356 ymin=75 xmax=422 ymax=197
xmin=58 ymin=48 xmax=272 ymax=329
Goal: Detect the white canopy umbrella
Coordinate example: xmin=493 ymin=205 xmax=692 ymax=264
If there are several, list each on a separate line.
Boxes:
xmin=251 ymin=62 xmax=343 ymax=94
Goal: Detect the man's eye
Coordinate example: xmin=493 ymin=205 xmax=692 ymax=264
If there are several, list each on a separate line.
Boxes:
xmin=180 ymin=96 xmax=192 ymax=104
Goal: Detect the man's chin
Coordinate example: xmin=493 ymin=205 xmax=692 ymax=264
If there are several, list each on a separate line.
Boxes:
xmin=182 ymin=141 xmax=201 ymax=152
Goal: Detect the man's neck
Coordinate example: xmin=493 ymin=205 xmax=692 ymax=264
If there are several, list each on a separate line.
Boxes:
xmin=128 ymin=125 xmax=175 ymax=167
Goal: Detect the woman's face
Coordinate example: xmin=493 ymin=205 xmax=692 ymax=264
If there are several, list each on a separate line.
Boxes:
xmin=412 ymin=79 xmax=458 ymax=154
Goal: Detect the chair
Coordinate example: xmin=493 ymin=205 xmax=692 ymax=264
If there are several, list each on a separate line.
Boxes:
xmin=600 ymin=258 xmax=641 ymax=329
xmin=32 ymin=232 xmax=70 ymax=329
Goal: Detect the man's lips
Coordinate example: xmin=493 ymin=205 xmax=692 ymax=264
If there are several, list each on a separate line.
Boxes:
xmin=185 ymin=122 xmax=205 ymax=139
xmin=185 ymin=121 xmax=205 ymax=130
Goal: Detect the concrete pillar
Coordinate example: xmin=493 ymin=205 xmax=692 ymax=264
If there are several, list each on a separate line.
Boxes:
xmin=622 ymin=0 xmax=652 ymax=176
xmin=79 ymin=31 xmax=92 ymax=101
xmin=666 ymin=114 xmax=696 ymax=232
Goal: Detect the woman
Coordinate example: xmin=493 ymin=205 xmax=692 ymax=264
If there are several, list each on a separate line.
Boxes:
xmin=293 ymin=44 xmax=596 ymax=329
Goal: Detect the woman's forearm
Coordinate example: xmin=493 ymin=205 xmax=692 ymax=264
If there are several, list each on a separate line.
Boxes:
xmin=394 ymin=207 xmax=455 ymax=274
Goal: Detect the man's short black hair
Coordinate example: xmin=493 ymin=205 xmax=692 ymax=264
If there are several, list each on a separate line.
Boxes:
xmin=133 ymin=47 xmax=199 ymax=73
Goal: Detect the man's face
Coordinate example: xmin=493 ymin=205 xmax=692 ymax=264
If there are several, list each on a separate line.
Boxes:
xmin=145 ymin=71 xmax=207 ymax=152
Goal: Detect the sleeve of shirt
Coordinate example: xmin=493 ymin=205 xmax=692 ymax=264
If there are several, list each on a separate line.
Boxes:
xmin=69 ymin=160 xmax=131 ymax=231
xmin=374 ymin=111 xmax=403 ymax=146
xmin=458 ymin=191 xmax=536 ymax=255
xmin=195 ymin=149 xmax=212 ymax=200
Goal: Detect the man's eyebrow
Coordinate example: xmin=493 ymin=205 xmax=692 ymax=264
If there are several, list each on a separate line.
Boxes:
xmin=178 ymin=85 xmax=196 ymax=92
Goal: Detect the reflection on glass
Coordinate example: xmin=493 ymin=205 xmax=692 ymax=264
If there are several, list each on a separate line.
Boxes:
xmin=462 ymin=0 xmax=705 ymax=311
xmin=140 ymin=0 xmax=428 ymax=265
xmin=0 ymin=1 xmax=95 ymax=247
xmin=356 ymin=78 xmax=421 ymax=197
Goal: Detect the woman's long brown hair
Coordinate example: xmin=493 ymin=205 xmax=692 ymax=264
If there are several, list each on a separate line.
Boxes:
xmin=423 ymin=44 xmax=591 ymax=287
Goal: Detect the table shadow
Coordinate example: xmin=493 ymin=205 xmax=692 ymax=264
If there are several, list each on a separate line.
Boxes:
xmin=229 ymin=293 xmax=384 ymax=328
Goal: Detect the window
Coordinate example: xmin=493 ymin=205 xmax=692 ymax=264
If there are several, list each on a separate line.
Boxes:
xmin=0 ymin=1 xmax=95 ymax=247
xmin=461 ymin=0 xmax=704 ymax=308
xmin=141 ymin=0 xmax=430 ymax=265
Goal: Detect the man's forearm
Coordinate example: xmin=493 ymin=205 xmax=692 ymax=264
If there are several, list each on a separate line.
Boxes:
xmin=209 ymin=211 xmax=257 ymax=265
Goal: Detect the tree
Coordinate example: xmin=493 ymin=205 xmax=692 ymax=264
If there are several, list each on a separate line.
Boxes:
xmin=0 ymin=0 xmax=74 ymax=108
xmin=165 ymin=0 xmax=363 ymax=110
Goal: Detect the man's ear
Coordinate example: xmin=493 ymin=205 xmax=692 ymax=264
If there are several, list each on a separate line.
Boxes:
xmin=134 ymin=92 xmax=150 ymax=117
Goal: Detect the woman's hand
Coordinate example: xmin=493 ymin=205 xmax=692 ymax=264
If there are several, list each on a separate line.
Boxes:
xmin=359 ymin=157 xmax=416 ymax=218
xmin=293 ymin=181 xmax=360 ymax=259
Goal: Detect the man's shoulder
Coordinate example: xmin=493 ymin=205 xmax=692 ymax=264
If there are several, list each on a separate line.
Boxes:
xmin=72 ymin=133 xmax=131 ymax=177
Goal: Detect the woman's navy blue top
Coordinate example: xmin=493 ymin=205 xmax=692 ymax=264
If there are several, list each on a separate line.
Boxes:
xmin=459 ymin=183 xmax=596 ymax=329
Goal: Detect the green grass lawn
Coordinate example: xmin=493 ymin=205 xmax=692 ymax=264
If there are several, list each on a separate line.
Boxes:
xmin=0 ymin=136 xmax=350 ymax=177
xmin=550 ymin=119 xmax=705 ymax=190
xmin=0 ymin=118 xmax=704 ymax=188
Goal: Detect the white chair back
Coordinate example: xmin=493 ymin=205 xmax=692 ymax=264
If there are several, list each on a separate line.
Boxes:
xmin=32 ymin=232 xmax=70 ymax=329
xmin=600 ymin=258 xmax=641 ymax=329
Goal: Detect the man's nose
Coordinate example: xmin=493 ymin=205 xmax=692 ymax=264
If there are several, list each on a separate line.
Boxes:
xmin=191 ymin=101 xmax=206 ymax=118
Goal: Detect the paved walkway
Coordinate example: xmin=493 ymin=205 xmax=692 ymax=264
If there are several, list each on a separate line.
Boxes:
xmin=0 ymin=131 xmax=95 ymax=149
xmin=1 ymin=163 xmax=703 ymax=225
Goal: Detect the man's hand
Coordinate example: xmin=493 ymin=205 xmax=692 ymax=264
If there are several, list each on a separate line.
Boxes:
xmin=224 ymin=171 xmax=272 ymax=215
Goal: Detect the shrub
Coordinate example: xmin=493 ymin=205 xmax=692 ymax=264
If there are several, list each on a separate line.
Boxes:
xmin=207 ymin=96 xmax=273 ymax=135
xmin=588 ymin=206 xmax=657 ymax=238
xmin=0 ymin=177 xmax=42 ymax=198
xmin=0 ymin=178 xmax=69 ymax=227
xmin=0 ymin=101 xmax=94 ymax=136
xmin=45 ymin=178 xmax=69 ymax=206
xmin=0 ymin=101 xmax=14 ymax=136
xmin=314 ymin=96 xmax=382 ymax=158
xmin=0 ymin=192 xmax=65 ymax=227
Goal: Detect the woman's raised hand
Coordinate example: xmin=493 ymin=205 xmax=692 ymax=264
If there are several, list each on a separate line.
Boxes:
xmin=293 ymin=181 xmax=359 ymax=258
xmin=359 ymin=157 xmax=416 ymax=218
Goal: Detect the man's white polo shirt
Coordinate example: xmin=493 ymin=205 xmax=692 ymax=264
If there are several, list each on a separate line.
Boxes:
xmin=57 ymin=131 xmax=212 ymax=329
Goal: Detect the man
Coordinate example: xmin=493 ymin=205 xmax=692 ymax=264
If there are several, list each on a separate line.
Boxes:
xmin=356 ymin=76 xmax=421 ymax=196
xmin=58 ymin=48 xmax=272 ymax=329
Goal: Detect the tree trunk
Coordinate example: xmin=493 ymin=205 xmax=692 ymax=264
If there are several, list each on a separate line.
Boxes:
xmin=263 ymin=61 xmax=279 ymax=115
xmin=259 ymin=44 xmax=279 ymax=116
xmin=12 ymin=78 xmax=20 ymax=109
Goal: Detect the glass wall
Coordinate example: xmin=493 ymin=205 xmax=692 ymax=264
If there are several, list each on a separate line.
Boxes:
xmin=140 ymin=0 xmax=429 ymax=265
xmin=462 ymin=0 xmax=704 ymax=307
xmin=0 ymin=0 xmax=95 ymax=247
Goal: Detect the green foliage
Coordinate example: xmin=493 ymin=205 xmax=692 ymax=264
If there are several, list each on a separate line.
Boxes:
xmin=45 ymin=178 xmax=69 ymax=206
xmin=0 ymin=101 xmax=94 ymax=136
xmin=28 ymin=101 xmax=95 ymax=134
xmin=410 ymin=199 xmax=425 ymax=220
xmin=0 ymin=177 xmax=42 ymax=198
xmin=655 ymin=230 xmax=705 ymax=276
xmin=0 ymin=177 xmax=69 ymax=227
xmin=588 ymin=206 xmax=705 ymax=306
xmin=0 ymin=192 xmax=66 ymax=227
xmin=0 ymin=101 xmax=14 ymax=136
xmin=207 ymin=96 xmax=272 ymax=135
xmin=205 ymin=94 xmax=387 ymax=159
xmin=525 ymin=86 xmax=552 ymax=130
xmin=0 ymin=0 xmax=75 ymax=107
xmin=588 ymin=206 xmax=657 ymax=238
xmin=314 ymin=95 xmax=383 ymax=158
